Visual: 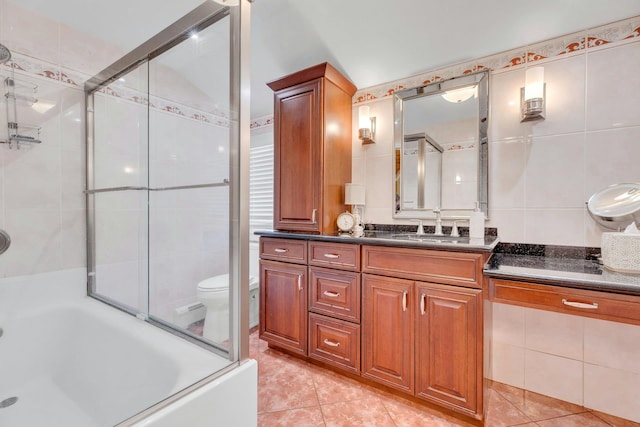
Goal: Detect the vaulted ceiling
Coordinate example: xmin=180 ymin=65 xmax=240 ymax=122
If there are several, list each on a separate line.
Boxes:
xmin=12 ymin=0 xmax=640 ymax=117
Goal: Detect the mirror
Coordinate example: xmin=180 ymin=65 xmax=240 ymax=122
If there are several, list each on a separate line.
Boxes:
xmin=393 ymin=71 xmax=489 ymax=219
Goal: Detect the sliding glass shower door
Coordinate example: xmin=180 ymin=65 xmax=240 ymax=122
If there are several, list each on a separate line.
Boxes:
xmin=86 ymin=2 xmax=248 ymax=359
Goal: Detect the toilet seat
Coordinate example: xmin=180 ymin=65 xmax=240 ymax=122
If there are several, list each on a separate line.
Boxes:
xmin=197 ymin=274 xmax=229 ymax=293
xmin=197 ymin=274 xmax=258 ymax=293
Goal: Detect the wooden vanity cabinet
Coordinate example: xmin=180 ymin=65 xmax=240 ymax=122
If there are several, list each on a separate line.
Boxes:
xmin=267 ymin=63 xmax=356 ymax=234
xmin=259 ymin=238 xmax=308 ymax=356
xmin=259 ymin=236 xmax=488 ymax=421
xmin=361 ymin=245 xmax=487 ymax=420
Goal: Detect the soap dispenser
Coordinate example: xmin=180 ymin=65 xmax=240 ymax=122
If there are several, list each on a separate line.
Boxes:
xmin=469 ymin=202 xmax=485 ymax=239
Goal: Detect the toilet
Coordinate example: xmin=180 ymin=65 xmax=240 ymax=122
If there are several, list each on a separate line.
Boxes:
xmin=197 ymin=274 xmax=259 ymax=343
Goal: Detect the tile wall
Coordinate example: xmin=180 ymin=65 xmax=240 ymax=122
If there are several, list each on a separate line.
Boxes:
xmin=491 ymin=302 xmax=640 ymax=422
xmin=0 ymin=2 xmax=234 ymax=322
xmin=352 ymin=15 xmax=640 ymax=248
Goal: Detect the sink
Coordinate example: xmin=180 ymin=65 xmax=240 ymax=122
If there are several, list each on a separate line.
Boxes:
xmin=390 ymin=234 xmax=470 ymax=244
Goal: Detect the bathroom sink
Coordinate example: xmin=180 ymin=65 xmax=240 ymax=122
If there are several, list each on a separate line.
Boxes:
xmin=390 ymin=234 xmax=470 ymax=244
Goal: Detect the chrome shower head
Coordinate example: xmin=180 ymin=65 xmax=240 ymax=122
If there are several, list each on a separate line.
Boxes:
xmin=0 ymin=44 xmax=11 ymax=64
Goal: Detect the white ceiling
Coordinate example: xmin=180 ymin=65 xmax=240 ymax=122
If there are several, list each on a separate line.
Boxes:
xmin=12 ymin=0 xmax=640 ymax=118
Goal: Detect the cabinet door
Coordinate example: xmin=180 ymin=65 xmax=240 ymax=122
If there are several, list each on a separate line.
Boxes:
xmin=415 ymin=282 xmax=481 ymax=415
xmin=259 ymin=260 xmax=308 ymax=355
xmin=362 ymin=274 xmax=414 ymax=394
xmin=273 ymin=79 xmax=322 ymax=232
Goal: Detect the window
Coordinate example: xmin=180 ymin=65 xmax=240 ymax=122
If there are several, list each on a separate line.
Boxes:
xmin=249 ymin=143 xmax=273 ymax=239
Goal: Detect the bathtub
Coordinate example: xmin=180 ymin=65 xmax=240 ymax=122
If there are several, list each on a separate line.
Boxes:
xmin=0 ymin=269 xmax=257 ymax=427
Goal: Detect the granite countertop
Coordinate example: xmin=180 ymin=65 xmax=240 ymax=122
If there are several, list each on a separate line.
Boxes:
xmin=255 ymin=228 xmax=499 ymax=253
xmin=485 ymin=250 xmax=640 ymax=296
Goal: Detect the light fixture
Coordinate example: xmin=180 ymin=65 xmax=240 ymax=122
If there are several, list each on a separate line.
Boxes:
xmin=211 ymin=0 xmax=239 ymax=5
xmin=521 ymin=66 xmax=545 ymax=122
xmin=345 ymin=183 xmax=365 ymax=235
xmin=441 ymin=86 xmax=476 ymax=103
xmin=358 ymin=105 xmax=375 ymax=144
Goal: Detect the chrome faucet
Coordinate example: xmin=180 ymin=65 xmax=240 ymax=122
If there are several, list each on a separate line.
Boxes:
xmin=433 ymin=207 xmax=443 ymax=236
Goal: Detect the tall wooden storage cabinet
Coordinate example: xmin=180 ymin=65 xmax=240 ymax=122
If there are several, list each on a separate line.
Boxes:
xmin=267 ymin=63 xmax=356 ymax=234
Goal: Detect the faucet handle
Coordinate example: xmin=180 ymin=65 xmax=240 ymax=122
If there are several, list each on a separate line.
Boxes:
xmin=411 ymin=219 xmax=425 ymax=235
xmin=450 ymin=221 xmax=459 ymax=237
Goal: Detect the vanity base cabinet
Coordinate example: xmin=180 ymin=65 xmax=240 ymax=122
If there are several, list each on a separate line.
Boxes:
xmin=362 ymin=274 xmax=415 ymax=394
xmin=416 ymin=282 xmax=482 ymax=416
xmin=259 ymin=259 xmax=308 ymax=356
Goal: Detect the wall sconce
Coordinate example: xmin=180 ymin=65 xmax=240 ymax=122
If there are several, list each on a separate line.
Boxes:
xmin=521 ymin=66 xmax=545 ymax=122
xmin=345 ymin=183 xmax=365 ymax=235
xmin=358 ymin=105 xmax=376 ymax=144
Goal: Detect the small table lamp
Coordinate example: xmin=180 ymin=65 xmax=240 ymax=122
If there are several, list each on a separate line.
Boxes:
xmin=345 ymin=183 xmax=365 ymax=236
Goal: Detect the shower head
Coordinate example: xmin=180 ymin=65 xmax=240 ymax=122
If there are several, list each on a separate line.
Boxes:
xmin=0 ymin=44 xmax=11 ymax=64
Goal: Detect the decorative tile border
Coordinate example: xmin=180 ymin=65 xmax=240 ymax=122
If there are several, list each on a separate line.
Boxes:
xmin=354 ymin=15 xmax=640 ymax=104
xmin=2 ymin=52 xmax=234 ymax=127
xmin=250 ymin=115 xmax=274 ymax=129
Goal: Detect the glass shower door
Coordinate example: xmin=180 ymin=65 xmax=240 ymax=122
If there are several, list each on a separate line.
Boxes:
xmin=147 ymin=17 xmax=233 ymax=349
xmin=90 ymin=64 xmax=150 ymax=315
xmin=86 ymin=2 xmax=246 ymax=358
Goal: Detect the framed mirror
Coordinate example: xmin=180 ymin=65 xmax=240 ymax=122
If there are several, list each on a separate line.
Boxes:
xmin=393 ymin=70 xmax=489 ymax=219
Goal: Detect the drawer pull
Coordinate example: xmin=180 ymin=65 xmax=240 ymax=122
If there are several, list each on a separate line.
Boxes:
xmin=562 ymin=299 xmax=598 ymax=310
xmin=420 ymin=293 xmax=426 ymax=316
xmin=323 ymin=253 xmax=340 ymax=259
xmin=323 ymin=338 xmax=340 ymax=347
xmin=298 ymin=275 xmax=303 ymax=291
xmin=323 ymin=290 xmax=341 ymax=298
xmin=312 ymin=209 xmax=317 ymax=224
xmin=274 ymin=248 xmax=288 ymax=253
xmin=403 ymin=291 xmax=408 ymax=312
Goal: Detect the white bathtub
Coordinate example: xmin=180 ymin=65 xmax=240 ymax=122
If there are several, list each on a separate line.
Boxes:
xmin=0 ymin=269 xmax=257 ymax=427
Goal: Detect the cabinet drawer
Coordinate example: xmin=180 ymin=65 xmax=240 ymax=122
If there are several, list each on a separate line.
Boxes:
xmin=309 ymin=267 xmax=360 ymax=323
xmin=308 ymin=313 xmax=360 ymax=374
xmin=260 ymin=237 xmax=307 ymax=264
xmin=309 ymin=241 xmax=360 ymax=271
xmin=490 ymin=278 xmax=640 ymax=325
xmin=362 ymin=245 xmax=487 ymax=289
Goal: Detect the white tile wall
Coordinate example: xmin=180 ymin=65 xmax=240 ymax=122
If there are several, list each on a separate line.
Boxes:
xmin=490 ymin=302 xmax=640 ymax=422
xmin=354 ymin=36 xmax=640 ymax=246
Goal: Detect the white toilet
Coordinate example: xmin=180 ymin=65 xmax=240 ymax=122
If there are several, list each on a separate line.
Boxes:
xmin=197 ymin=274 xmax=259 ymax=343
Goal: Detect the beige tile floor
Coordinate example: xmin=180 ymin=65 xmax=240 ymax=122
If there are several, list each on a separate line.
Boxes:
xmin=249 ymin=332 xmax=638 ymax=427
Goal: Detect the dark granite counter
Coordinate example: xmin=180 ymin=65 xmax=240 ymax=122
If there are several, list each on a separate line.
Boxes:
xmin=255 ymin=229 xmax=499 ymax=253
xmin=485 ymin=252 xmax=640 ymax=296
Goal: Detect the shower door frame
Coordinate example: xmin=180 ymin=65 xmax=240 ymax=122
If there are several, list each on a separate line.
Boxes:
xmin=84 ymin=1 xmax=252 ymax=362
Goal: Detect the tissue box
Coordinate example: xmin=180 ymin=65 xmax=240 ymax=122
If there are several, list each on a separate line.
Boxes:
xmin=601 ymin=232 xmax=640 ymax=274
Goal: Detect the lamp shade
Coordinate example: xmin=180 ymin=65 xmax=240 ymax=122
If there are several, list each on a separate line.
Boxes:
xmin=358 ymin=106 xmax=370 ymax=129
xmin=524 ymin=67 xmax=544 ymax=101
xmin=345 ymin=183 xmax=365 ymax=205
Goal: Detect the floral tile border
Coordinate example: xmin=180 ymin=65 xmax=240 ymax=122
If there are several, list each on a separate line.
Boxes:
xmin=354 ymin=15 xmax=640 ymax=104
xmin=1 ymin=52 xmax=234 ymax=128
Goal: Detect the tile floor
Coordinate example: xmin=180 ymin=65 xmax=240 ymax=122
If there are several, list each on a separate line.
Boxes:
xmin=249 ymin=332 xmax=638 ymax=427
